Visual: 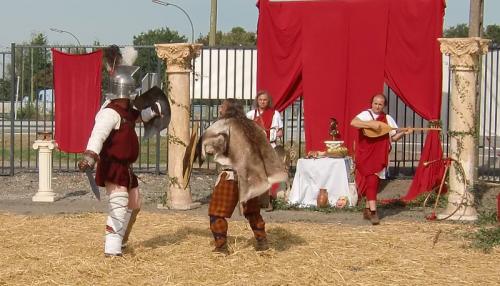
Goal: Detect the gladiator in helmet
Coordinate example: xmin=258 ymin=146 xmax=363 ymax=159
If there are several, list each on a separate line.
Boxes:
xmin=78 ymin=45 xmax=165 ymax=257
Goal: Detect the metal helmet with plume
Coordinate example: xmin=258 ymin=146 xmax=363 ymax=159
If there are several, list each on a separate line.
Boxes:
xmin=104 ymin=46 xmax=140 ymax=100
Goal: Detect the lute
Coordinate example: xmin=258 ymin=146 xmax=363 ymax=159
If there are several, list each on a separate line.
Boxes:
xmin=362 ymin=122 xmax=441 ymax=138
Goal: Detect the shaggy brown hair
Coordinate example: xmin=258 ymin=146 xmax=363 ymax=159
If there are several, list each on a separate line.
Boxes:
xmin=220 ymin=99 xmax=264 ymax=151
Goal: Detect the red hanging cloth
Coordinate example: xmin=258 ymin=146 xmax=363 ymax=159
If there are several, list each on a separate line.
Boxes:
xmin=52 ymin=49 xmax=102 ymax=153
xmin=257 ymin=0 xmax=445 ymax=201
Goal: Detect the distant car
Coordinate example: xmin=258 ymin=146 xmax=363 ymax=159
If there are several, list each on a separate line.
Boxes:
xmin=22 ymin=88 xmax=54 ymax=112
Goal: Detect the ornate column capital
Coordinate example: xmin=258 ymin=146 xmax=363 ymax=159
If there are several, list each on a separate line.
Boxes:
xmin=155 ymin=43 xmax=202 ymax=73
xmin=33 ymin=140 xmax=56 ymax=150
xmin=438 ymin=37 xmax=490 ymax=71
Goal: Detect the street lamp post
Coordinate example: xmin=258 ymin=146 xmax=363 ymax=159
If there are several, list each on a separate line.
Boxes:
xmin=49 ymin=28 xmax=81 ymax=46
xmin=152 ymin=0 xmax=195 ymax=43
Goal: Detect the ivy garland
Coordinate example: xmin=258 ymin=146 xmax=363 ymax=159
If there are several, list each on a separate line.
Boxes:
xmin=167 ymin=175 xmax=182 ymax=189
xmin=167 ymin=134 xmax=187 ymax=147
xmin=164 ymin=78 xmax=190 ymax=112
xmin=446 ymin=129 xmax=476 ymax=188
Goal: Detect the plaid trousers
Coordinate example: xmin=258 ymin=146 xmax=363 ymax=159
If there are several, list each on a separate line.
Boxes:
xmin=208 ymin=172 xmax=261 ymax=218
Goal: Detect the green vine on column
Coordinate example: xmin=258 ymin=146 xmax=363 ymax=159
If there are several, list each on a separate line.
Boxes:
xmin=165 ymin=78 xmax=190 ymax=112
xmin=448 ymin=129 xmax=476 ymax=186
xmin=167 ymin=134 xmax=187 ymax=147
xmin=166 ymin=175 xmax=182 ymax=189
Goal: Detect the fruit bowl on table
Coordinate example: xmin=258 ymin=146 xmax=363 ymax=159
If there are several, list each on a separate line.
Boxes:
xmin=324 ymin=141 xmax=348 ymax=158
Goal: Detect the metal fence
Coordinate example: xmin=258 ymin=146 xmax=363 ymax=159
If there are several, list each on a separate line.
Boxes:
xmin=1 ymin=44 xmax=499 ymax=182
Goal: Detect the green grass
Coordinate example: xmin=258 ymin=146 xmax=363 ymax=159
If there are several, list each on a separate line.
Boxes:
xmin=272 ymin=198 xmax=363 ymax=213
xmin=476 ymin=210 xmax=499 ymax=226
xmin=468 ymin=226 xmax=500 ymax=253
xmin=0 ymin=133 xmax=222 ymax=169
xmin=389 ymin=189 xmax=449 ymax=210
xmin=272 ymin=189 xmax=450 ymax=215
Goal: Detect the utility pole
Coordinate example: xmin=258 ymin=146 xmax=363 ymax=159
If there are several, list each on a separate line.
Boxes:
xmin=468 ymin=0 xmax=484 ymax=37
xmin=468 ymin=0 xmax=485 ymax=188
xmin=209 ymin=0 xmax=217 ymax=46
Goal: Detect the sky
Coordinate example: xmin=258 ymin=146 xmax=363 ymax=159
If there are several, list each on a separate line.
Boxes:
xmin=0 ymin=0 xmax=499 ymax=50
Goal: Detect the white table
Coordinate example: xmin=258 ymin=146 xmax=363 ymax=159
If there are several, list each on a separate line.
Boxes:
xmin=288 ymin=157 xmax=357 ymax=207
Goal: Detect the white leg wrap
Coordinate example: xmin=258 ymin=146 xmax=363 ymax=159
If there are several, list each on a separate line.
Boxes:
xmin=121 ymin=209 xmax=133 ymax=246
xmin=123 ymin=209 xmax=133 ymax=231
xmin=104 ymin=192 xmax=129 ymax=256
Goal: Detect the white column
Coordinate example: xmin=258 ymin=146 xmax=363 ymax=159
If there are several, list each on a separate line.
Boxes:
xmin=155 ymin=43 xmax=202 ymax=210
xmin=438 ymin=37 xmax=490 ymax=221
xmin=32 ymin=139 xmax=57 ymax=202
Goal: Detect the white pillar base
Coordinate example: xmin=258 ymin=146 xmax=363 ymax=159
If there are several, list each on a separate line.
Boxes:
xmin=157 ymin=202 xmax=201 ymax=210
xmin=438 ymin=204 xmax=478 ymax=221
xmin=32 ymin=191 xmax=56 ymax=202
xmin=33 ymin=138 xmax=57 ymax=203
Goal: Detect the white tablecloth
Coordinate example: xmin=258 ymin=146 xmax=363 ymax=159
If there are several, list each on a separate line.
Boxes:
xmin=288 ymin=157 xmax=357 ymax=207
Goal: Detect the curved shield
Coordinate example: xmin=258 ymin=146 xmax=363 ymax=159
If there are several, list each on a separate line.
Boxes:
xmin=182 ymin=123 xmax=199 ymax=189
xmin=133 ymin=86 xmax=171 ymax=139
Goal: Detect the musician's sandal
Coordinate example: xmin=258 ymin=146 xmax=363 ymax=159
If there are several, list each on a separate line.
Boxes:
xmin=362 ymin=208 xmax=371 ymax=220
xmin=369 ymin=210 xmax=380 ymax=225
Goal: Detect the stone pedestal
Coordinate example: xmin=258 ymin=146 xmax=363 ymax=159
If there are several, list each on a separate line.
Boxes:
xmin=155 ymin=43 xmax=202 ymax=210
xmin=32 ymin=139 xmax=57 ymax=202
xmin=437 ymin=37 xmax=490 ymax=221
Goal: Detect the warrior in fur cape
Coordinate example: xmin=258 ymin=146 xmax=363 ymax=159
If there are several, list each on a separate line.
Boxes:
xmin=200 ymin=99 xmax=288 ymax=254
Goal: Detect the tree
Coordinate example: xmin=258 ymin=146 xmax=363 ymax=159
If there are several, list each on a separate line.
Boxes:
xmin=443 ymin=23 xmax=500 ymax=47
xmin=443 ymin=23 xmax=469 ymax=38
xmin=14 ymin=33 xmax=52 ymax=102
xmin=197 ymin=27 xmax=256 ymax=47
xmin=0 ymin=78 xmax=11 ymax=101
xmin=132 ymin=27 xmax=187 ymax=74
xmin=484 ymin=24 xmax=500 ymax=48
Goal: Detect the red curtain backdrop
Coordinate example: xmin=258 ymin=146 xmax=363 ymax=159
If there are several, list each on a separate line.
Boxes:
xmin=52 ymin=49 xmax=102 ymax=153
xmin=384 ymin=0 xmax=446 ymax=200
xmin=257 ymin=1 xmax=303 ymax=111
xmin=257 ymin=0 xmax=445 ymax=201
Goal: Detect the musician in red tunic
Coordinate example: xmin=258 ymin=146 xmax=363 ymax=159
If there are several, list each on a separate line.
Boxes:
xmin=246 ymin=91 xmax=283 ymax=147
xmin=350 ymin=94 xmax=411 ymax=225
xmin=78 ymin=46 xmax=162 ymax=256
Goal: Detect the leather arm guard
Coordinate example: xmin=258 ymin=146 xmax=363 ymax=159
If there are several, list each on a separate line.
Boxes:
xmin=78 ymin=150 xmax=100 ymax=172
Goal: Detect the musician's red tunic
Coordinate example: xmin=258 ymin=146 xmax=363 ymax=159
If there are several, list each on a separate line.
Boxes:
xmin=355 ymin=111 xmax=391 ymax=201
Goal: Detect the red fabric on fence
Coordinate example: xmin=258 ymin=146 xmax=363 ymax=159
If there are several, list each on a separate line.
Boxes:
xmin=300 ymin=0 xmax=389 ymax=150
xmin=257 ymin=0 xmax=445 ymax=201
xmin=256 ymin=1 xmax=303 ymax=111
xmin=403 ymin=131 xmax=446 ymax=201
xmin=384 ymin=0 xmax=446 ymax=200
xmin=52 ymin=49 xmax=102 ymax=153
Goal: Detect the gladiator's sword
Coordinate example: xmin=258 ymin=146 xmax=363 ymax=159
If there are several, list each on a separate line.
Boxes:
xmin=85 ymin=169 xmax=101 ymax=201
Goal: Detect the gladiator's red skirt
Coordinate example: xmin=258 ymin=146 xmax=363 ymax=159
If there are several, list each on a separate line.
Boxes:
xmin=95 ymin=160 xmax=138 ymax=189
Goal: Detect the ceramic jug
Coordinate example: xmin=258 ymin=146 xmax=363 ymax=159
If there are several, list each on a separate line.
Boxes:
xmin=317 ymin=188 xmax=329 ymax=208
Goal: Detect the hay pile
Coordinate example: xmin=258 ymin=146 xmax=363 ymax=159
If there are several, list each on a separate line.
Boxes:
xmin=0 ymin=212 xmax=498 ymax=285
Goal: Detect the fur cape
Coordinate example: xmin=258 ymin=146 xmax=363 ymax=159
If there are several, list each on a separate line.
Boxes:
xmin=201 ymin=118 xmax=288 ymax=203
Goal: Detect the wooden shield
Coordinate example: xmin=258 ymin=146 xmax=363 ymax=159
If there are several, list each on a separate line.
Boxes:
xmin=182 ymin=122 xmax=199 ymax=189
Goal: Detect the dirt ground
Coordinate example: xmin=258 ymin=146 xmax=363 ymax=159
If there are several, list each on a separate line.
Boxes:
xmin=0 ymin=171 xmax=498 ymax=224
xmin=1 ymin=171 xmax=499 ymax=285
